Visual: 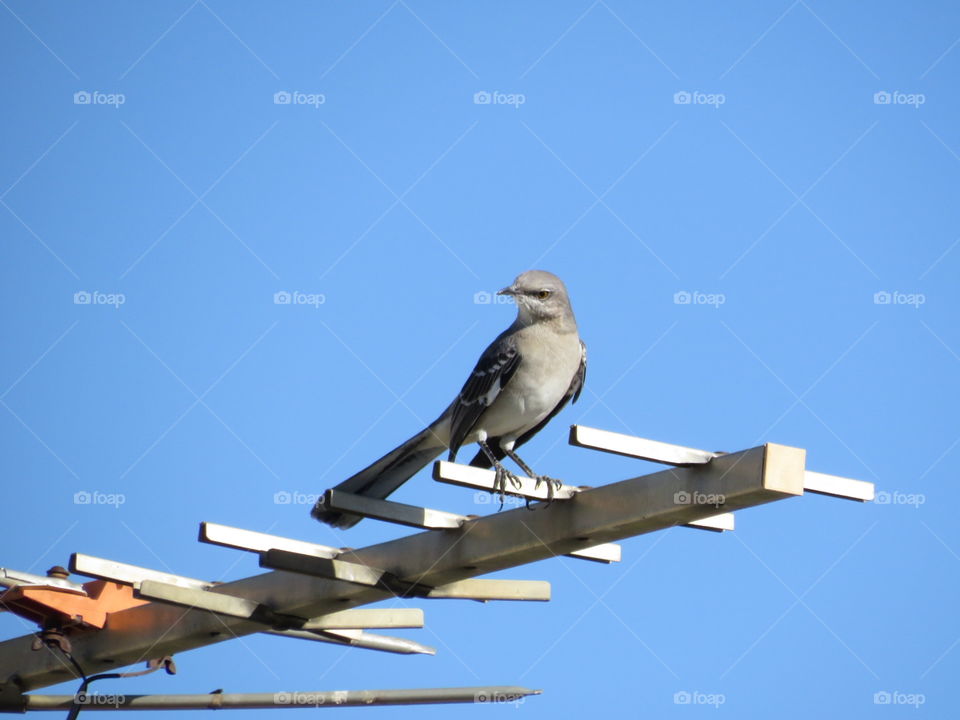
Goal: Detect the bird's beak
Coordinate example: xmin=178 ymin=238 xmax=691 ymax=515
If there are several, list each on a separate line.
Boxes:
xmin=497 ymin=285 xmax=517 ymax=297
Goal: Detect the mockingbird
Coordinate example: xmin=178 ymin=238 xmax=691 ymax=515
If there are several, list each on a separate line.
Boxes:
xmin=312 ymin=270 xmax=586 ymax=529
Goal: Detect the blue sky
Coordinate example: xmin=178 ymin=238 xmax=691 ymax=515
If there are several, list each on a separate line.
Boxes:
xmin=2 ymin=1 xmax=959 ymax=717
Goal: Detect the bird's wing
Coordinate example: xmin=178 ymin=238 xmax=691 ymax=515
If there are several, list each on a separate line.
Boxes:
xmin=570 ymin=339 xmax=587 ymax=404
xmin=447 ymin=330 xmax=523 ymax=460
xmin=469 ymin=339 xmax=586 ymax=468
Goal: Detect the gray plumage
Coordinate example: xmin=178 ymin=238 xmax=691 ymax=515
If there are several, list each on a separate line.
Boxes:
xmin=312 ymin=270 xmax=586 ymax=529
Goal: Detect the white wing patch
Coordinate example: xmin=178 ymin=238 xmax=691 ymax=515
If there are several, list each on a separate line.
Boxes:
xmin=479 ymin=375 xmax=502 ymax=406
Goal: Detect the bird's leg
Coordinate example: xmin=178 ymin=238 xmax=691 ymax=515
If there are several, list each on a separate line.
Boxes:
xmin=478 ymin=440 xmax=522 ymax=509
xmin=502 ymin=448 xmax=562 ymax=506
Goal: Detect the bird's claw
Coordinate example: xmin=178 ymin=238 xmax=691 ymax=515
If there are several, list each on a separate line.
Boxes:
xmin=533 ymin=475 xmax=562 ymax=505
xmin=532 ymin=475 xmax=561 ymax=490
xmin=493 ymin=466 xmax=522 ymax=510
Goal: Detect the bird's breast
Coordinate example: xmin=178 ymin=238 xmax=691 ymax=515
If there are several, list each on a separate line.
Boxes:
xmin=476 ymin=327 xmax=581 ymax=439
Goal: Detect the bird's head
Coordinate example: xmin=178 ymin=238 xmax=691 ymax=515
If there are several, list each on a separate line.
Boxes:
xmin=498 ymin=270 xmax=574 ymax=326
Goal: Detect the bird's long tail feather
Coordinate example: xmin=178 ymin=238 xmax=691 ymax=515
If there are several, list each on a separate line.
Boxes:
xmin=311 ymin=424 xmax=447 ymax=529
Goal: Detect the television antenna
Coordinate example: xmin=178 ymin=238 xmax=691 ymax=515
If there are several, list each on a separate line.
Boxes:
xmin=0 ymin=425 xmax=872 ymax=713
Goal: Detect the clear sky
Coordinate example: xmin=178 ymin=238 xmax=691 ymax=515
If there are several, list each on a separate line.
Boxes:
xmin=2 ymin=1 xmax=959 ymax=717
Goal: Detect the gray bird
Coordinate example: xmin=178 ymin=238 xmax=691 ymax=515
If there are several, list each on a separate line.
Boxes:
xmin=311 ymin=270 xmax=586 ymax=529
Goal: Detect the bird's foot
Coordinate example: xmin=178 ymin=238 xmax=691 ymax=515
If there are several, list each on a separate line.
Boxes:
xmin=493 ymin=465 xmax=522 ymax=510
xmin=534 ymin=475 xmax=563 ymax=505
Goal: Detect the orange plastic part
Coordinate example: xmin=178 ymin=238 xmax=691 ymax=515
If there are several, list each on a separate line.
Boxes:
xmin=0 ymin=580 xmax=148 ymax=629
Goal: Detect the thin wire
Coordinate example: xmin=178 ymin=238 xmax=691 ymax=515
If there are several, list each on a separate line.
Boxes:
xmin=46 ymin=639 xmax=122 ymax=720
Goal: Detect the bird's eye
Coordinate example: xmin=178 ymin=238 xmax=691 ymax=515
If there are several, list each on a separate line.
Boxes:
xmin=537 ymin=289 xmax=551 ymax=300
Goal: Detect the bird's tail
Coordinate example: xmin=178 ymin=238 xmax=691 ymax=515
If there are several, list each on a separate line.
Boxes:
xmin=311 ymin=424 xmax=447 ymax=529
